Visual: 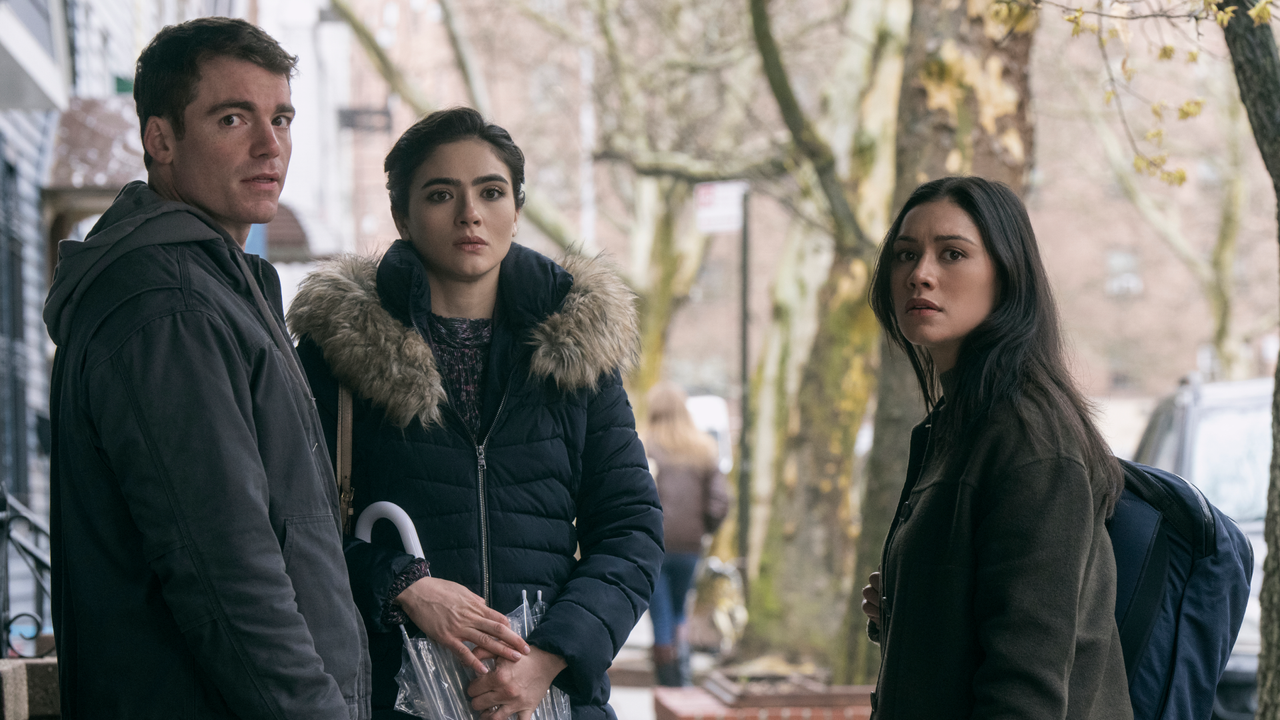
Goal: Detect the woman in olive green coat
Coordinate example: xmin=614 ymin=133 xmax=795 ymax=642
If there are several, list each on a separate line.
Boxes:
xmin=860 ymin=177 xmax=1131 ymax=719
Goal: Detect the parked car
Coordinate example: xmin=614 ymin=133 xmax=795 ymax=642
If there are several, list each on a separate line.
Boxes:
xmin=1132 ymin=376 xmax=1270 ymax=720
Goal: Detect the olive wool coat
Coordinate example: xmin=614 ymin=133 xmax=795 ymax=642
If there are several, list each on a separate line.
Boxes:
xmin=288 ymin=241 xmax=664 ymax=720
xmin=870 ymin=391 xmax=1132 ymax=720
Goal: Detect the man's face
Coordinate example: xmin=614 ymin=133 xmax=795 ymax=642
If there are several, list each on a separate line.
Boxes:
xmin=152 ymin=55 xmax=294 ymax=244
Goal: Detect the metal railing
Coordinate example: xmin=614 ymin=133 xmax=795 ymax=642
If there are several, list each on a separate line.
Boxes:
xmin=0 ymin=492 xmax=51 ymax=657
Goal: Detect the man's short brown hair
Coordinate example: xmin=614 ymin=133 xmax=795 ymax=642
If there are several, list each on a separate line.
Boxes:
xmin=134 ymin=17 xmax=298 ymax=166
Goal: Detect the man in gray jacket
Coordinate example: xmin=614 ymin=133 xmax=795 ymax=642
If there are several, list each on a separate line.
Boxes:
xmin=42 ymin=18 xmax=369 ymax=718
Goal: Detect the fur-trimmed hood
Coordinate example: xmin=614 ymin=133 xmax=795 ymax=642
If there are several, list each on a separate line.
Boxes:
xmin=287 ymin=243 xmax=638 ymax=429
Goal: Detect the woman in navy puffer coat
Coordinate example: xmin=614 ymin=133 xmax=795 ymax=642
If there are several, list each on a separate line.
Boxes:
xmin=288 ymin=108 xmax=663 ymax=720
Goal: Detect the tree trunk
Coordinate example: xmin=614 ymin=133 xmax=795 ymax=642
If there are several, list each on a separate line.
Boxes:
xmin=1219 ymin=2 xmax=1280 ymax=715
xmin=838 ymin=339 xmax=919 ymax=682
xmin=727 ymin=211 xmax=834 ymax=568
xmin=1211 ymin=95 xmax=1246 ymax=379
xmin=838 ymin=0 xmax=1035 ymax=684
xmin=742 ymin=0 xmax=909 ymax=665
xmin=631 ymin=179 xmax=695 ymax=406
xmin=744 ymin=252 xmax=880 ymax=662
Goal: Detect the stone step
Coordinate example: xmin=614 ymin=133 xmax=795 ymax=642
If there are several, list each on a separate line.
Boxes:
xmin=0 ymin=658 xmax=59 ymax=720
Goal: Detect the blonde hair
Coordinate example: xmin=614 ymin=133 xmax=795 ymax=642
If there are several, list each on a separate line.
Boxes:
xmin=644 ymin=381 xmax=718 ymax=468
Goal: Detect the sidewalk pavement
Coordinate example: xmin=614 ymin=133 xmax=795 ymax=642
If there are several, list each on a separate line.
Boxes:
xmin=611 ymin=612 xmax=655 ymax=720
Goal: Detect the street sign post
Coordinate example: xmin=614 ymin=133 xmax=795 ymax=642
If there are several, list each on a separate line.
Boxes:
xmin=695 ymin=181 xmax=752 ymax=577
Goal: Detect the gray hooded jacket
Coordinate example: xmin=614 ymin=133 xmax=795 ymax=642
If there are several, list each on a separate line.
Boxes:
xmin=44 ymin=181 xmax=370 ymax=719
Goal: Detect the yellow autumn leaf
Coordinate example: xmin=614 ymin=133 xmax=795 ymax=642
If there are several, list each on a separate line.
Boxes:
xmin=1178 ymin=98 xmax=1205 ymax=119
xmin=1150 ymin=152 xmax=1169 ymax=169
xmin=1160 ymin=169 xmax=1188 ymax=186
xmin=1249 ymin=0 xmax=1272 ymax=25
xmin=1104 ymin=89 xmax=1115 ymax=106
xmin=1122 ymin=57 xmax=1137 ymax=82
xmin=1158 ymin=45 xmax=1176 ymax=60
xmin=1187 ymin=50 xmax=1200 ymax=63
xmin=1151 ymin=102 xmax=1166 ymax=121
xmin=1217 ymin=6 xmax=1237 ymax=26
xmin=1134 ymin=155 xmax=1150 ymax=173
xmin=1144 ymin=127 xmax=1165 ymax=145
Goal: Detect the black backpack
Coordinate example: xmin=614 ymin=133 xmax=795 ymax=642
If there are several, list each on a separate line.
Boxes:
xmin=1108 ymin=460 xmax=1253 ymax=720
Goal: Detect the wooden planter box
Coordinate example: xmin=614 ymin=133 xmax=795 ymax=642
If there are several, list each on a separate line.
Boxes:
xmin=654 ymin=671 xmax=872 ymax=720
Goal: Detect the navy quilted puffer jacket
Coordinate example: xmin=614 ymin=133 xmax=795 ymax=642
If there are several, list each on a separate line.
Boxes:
xmin=289 ymin=241 xmax=663 ymax=720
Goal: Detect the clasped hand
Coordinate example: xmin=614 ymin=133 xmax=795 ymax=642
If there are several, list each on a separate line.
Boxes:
xmin=393 ymin=576 xmax=530 ymax=674
xmin=467 ymin=646 xmax=568 ymax=720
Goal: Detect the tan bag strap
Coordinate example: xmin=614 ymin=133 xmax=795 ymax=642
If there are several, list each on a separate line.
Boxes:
xmin=337 ymin=384 xmax=354 ymax=535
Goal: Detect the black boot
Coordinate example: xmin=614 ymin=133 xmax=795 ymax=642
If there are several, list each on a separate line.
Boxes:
xmin=653 ymin=644 xmax=683 ymax=687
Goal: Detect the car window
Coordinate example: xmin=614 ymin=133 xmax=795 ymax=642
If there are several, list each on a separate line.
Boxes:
xmin=1190 ymin=403 xmax=1271 ymax=522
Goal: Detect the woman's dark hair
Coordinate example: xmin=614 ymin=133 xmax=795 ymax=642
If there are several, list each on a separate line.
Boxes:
xmin=869 ymin=176 xmax=1123 ymax=514
xmin=384 ymin=107 xmax=526 ymax=220
xmin=134 ymin=17 xmax=298 ymax=167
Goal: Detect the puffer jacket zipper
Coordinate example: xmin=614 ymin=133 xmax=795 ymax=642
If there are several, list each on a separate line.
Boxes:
xmin=443 ymin=369 xmax=516 ymax=609
xmin=475 ymin=388 xmax=511 ymax=607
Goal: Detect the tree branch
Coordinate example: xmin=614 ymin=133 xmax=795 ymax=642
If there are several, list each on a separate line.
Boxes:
xmin=595 ymin=0 xmax=644 ymax=138
xmin=331 ymin=0 xmax=434 ymax=116
xmin=595 ymin=144 xmax=789 ymax=183
xmin=1068 ymin=64 xmax=1213 ymax=289
xmin=511 ymin=0 xmax=593 ymax=48
xmin=1221 ymin=0 xmax=1280 ymax=197
xmin=333 ymin=0 xmax=584 ymax=255
xmin=1033 ymin=0 xmax=1204 ymax=21
xmin=749 ymin=0 xmax=870 ymax=257
xmin=439 ymin=0 xmax=492 ymax=116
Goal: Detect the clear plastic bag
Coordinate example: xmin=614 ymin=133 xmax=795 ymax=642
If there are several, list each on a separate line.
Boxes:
xmin=517 ymin=592 xmax=572 ymax=720
xmin=395 ymin=590 xmax=572 ymax=720
xmin=393 ymin=623 xmax=475 ymax=720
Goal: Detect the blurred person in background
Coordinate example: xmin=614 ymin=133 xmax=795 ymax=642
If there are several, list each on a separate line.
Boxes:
xmin=288 ymin=106 xmax=663 ymax=720
xmin=860 ymin=176 xmax=1130 ymax=719
xmin=644 ymin=381 xmax=729 ymax=687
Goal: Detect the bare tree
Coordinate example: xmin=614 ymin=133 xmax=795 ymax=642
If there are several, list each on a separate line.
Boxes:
xmin=742 ymin=0 xmax=911 ymax=666
xmin=584 ymin=0 xmax=788 ymax=401
xmin=1218 ymin=1 xmax=1280 ymax=713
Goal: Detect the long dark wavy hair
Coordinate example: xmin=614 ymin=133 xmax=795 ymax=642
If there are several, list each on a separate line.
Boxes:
xmin=869 ymin=176 xmax=1122 ymax=515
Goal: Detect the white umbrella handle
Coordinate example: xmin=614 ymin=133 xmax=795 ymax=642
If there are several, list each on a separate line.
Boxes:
xmin=354 ymin=501 xmax=424 ymax=559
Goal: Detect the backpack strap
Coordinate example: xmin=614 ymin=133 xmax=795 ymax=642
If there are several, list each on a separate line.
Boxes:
xmin=1109 ymin=483 xmax=1171 ymax=682
xmin=1119 ymin=521 xmax=1169 ymax=684
xmin=1122 ymin=460 xmax=1215 ymax=557
xmin=337 ymin=384 xmax=354 ymax=535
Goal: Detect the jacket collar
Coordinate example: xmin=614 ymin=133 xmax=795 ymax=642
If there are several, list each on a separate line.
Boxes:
xmin=287 ymin=242 xmax=638 ymax=429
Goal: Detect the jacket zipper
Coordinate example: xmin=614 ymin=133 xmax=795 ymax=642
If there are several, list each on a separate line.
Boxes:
xmin=475 ymin=390 xmax=510 ymax=607
xmin=419 ymin=317 xmax=523 ymax=608
xmin=444 ymin=379 xmax=513 ymax=609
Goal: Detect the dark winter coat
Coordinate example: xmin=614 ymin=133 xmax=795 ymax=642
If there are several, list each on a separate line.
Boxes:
xmin=42 ymin=181 xmax=371 ymax=719
xmin=647 ymin=445 xmax=728 ymax=555
xmin=288 ymin=241 xmax=664 ymax=720
xmin=870 ymin=390 xmax=1132 ymax=720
